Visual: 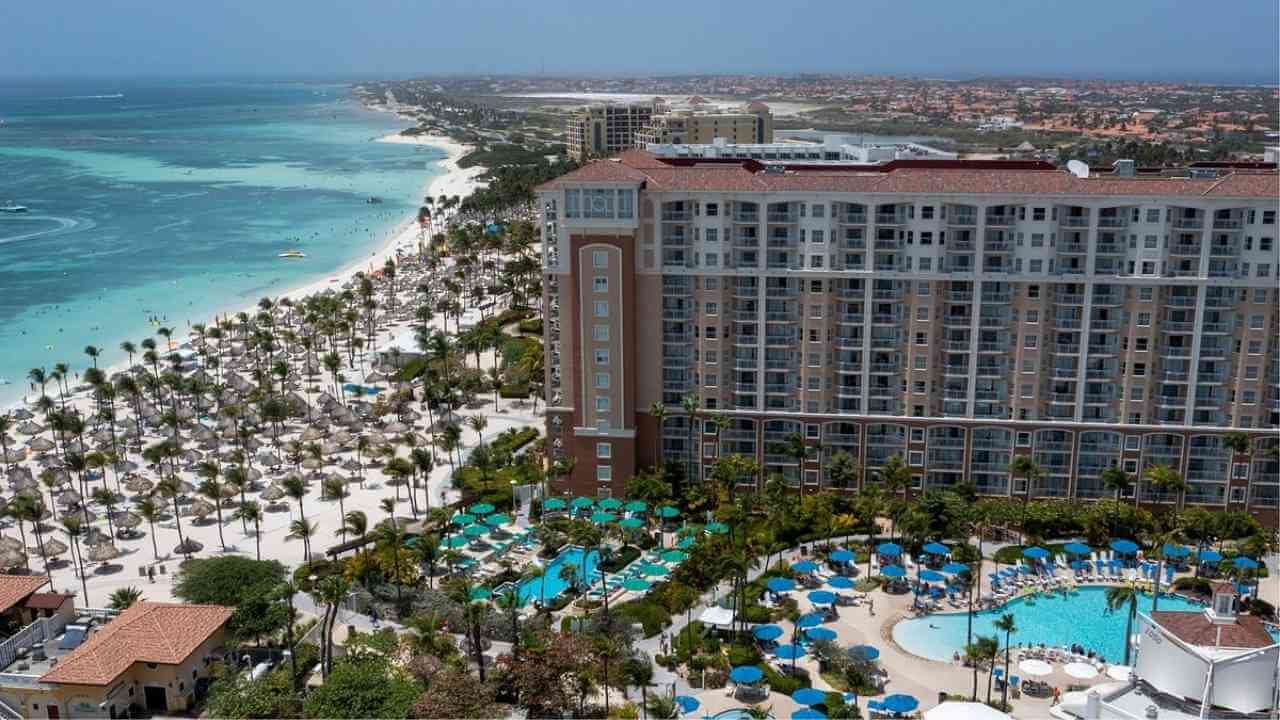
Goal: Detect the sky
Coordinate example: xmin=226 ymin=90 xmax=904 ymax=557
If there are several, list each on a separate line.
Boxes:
xmin=4 ymin=0 xmax=1277 ymax=83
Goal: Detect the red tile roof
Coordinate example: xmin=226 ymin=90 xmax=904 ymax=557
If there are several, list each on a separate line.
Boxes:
xmin=40 ymin=602 xmax=232 ymax=686
xmin=22 ymin=592 xmax=72 ymax=611
xmin=1151 ymin=611 xmax=1276 ymax=650
xmin=539 ymin=151 xmax=1279 ymax=198
xmin=0 ymin=575 xmax=51 ymax=615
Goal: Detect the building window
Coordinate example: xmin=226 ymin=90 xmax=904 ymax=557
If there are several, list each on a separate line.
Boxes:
xmin=597 ymin=443 xmax=612 ymax=459
xmin=705 ymin=228 xmax=719 ymax=243
xmin=595 ymin=396 xmax=611 ymax=411
xmin=1024 ymin=335 xmax=1038 ymax=349
xmin=705 ymin=374 xmax=718 ymax=388
xmin=565 ymin=190 xmax=581 ymax=218
xmin=593 ymin=300 xmax=609 ymax=317
xmin=706 ymin=202 xmax=718 ymax=217
xmin=597 ymin=466 xmax=613 ymax=482
xmin=914 ymin=355 xmax=927 ymax=370
xmin=584 ymin=189 xmax=615 ymax=219
xmin=595 ymin=373 xmax=610 ymax=389
xmin=1026 ymin=310 xmax=1039 ymax=324
xmin=911 ymin=428 xmax=925 ymax=443
xmin=617 ymin=190 xmax=634 ymax=219
xmin=593 ymin=277 xmax=608 ymax=293
xmin=594 ymin=349 xmax=610 ymax=364
xmin=593 ymin=325 xmax=610 ymax=341
xmin=593 ymin=250 xmax=609 ymax=268
xmin=1017 ymin=432 xmax=1032 ymax=447
xmin=909 ymin=451 xmax=924 ymax=467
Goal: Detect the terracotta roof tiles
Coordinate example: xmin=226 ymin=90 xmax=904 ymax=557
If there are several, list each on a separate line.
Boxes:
xmin=0 ymin=575 xmax=50 ymax=615
xmin=539 ymin=151 xmax=1278 ymax=199
xmin=40 ymin=602 xmax=233 ymax=686
xmin=1150 ymin=611 xmax=1276 ymax=650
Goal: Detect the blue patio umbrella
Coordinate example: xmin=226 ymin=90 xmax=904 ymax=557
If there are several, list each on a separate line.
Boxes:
xmin=1111 ymin=539 xmax=1139 ymax=554
xmin=1162 ymin=543 xmax=1191 ymax=558
xmin=881 ymin=694 xmax=919 ymax=714
xmin=942 ymin=562 xmax=970 ymax=575
xmin=1199 ymin=549 xmax=1223 ymax=563
xmin=880 ymin=565 xmax=906 ymax=578
xmin=827 ymin=576 xmax=855 ymax=589
xmin=674 ymin=695 xmax=699 ymax=714
xmin=543 ymin=498 xmax=567 ymax=511
xmin=829 ymin=549 xmax=855 ymax=563
xmin=793 ymin=560 xmax=820 ymax=573
xmin=469 ymin=502 xmax=495 ymax=515
xmin=590 ymin=511 xmax=617 ymax=524
xmin=1071 ymin=560 xmax=1087 ymax=570
xmin=676 ymin=537 xmax=697 ymax=550
xmin=441 ymin=535 xmax=468 ymax=548
xmin=918 ymin=569 xmax=946 ymax=583
xmin=463 ymin=524 xmax=488 ymax=538
xmin=774 ymin=643 xmax=806 ymax=660
xmin=623 ymin=577 xmax=652 ymax=592
xmin=850 ymin=644 xmax=880 ymax=661
xmin=730 ymin=665 xmax=764 ymax=684
xmin=752 ymin=624 xmax=784 ymax=641
xmin=792 ymin=688 xmax=828 ymax=706
xmin=877 ymin=542 xmax=902 ymax=556
xmin=483 ymin=513 xmax=510 ymax=526
xmin=1233 ymin=556 xmax=1260 ymax=570
xmin=1022 ymin=546 xmax=1050 ymax=560
xmin=793 ymin=709 xmax=827 ymax=720
xmin=797 ymin=612 xmax=825 ymax=628
xmin=655 ymin=505 xmax=680 ymax=518
xmin=570 ymin=496 xmax=595 ymax=510
xmin=1063 ymin=542 xmax=1092 ymax=555
xmin=469 ymin=587 xmax=492 ymax=601
xmin=705 ymin=522 xmax=730 ymax=535
xmin=923 ymin=542 xmax=950 ymax=555
xmin=452 ymin=513 xmax=476 ymax=526
xmin=661 ymin=550 xmax=689 ymax=563
xmin=624 ymin=500 xmax=648 ymax=513
xmin=618 ymin=517 xmax=645 ymax=530
xmin=767 ymin=577 xmax=796 ymax=593
xmin=804 ymin=627 xmax=837 ymax=642
xmin=808 ymin=590 xmax=837 ymax=605
xmin=640 ymin=563 xmax=670 ymax=577
xmin=597 ymin=498 xmax=623 ymax=510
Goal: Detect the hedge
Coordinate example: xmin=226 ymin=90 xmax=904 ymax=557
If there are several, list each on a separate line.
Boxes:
xmin=612 ymin=598 xmax=673 ymax=637
xmin=517 ymin=318 xmax=543 ymax=335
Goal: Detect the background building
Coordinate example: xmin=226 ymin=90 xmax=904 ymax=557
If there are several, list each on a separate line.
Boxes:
xmin=537 ymin=151 xmax=1280 ymax=524
xmin=566 ymin=103 xmax=654 ymax=161
xmin=635 ymin=102 xmax=773 ymax=146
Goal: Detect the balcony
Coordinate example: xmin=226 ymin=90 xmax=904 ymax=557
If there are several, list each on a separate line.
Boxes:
xmin=1057 ymin=293 xmax=1085 ymax=305
xmin=767 ymin=212 xmax=797 ymax=224
xmin=663 ymin=332 xmax=693 ymax=344
xmin=981 ymin=290 xmax=1012 ymax=303
xmin=1213 ymin=218 xmax=1243 ymax=230
xmin=869 ymin=362 xmax=901 ymax=373
xmin=661 ymin=210 xmax=692 ymax=222
xmin=1052 ymin=366 xmax=1078 ymax=379
xmin=1055 ymin=317 xmax=1082 ymax=330
xmin=949 ymin=290 xmax=974 ymax=303
xmin=1054 ymin=343 xmax=1081 ymax=354
xmin=1058 ymin=242 xmax=1088 ymax=255
xmin=1170 ymin=243 xmax=1200 ymax=257
xmin=1173 ymin=218 xmax=1203 ymax=230
xmin=1201 ymin=321 xmax=1231 ymax=334
xmin=1209 ymin=243 xmax=1239 ymax=257
xmin=1167 ymin=295 xmax=1198 ymax=307
xmin=872 ymin=313 xmax=902 ymax=325
xmin=872 ymin=287 xmax=904 ymax=300
xmin=836 ymin=313 xmax=865 ymax=324
xmin=734 ymin=383 xmax=759 ymax=394
xmin=1098 ymin=216 xmax=1128 ymax=228
xmin=876 ymin=213 xmax=904 ymax=225
xmin=1060 ymin=216 xmax=1090 ymax=228
xmin=733 ymin=211 xmax=759 ymax=224
xmin=841 ymin=212 xmax=867 ymax=225
xmin=984 ymin=240 xmax=1012 ymax=252
xmin=948 ymin=213 xmax=976 ymax=227
xmin=874 ymin=239 xmax=901 ymax=250
xmin=949 ymin=240 xmax=976 ymax=252
xmin=985 ymin=215 xmax=1016 ymax=226
xmin=946 ymin=340 xmax=972 ymax=352
xmin=944 ymin=364 xmax=970 ymax=376
xmin=1096 ymin=242 xmax=1125 ymax=255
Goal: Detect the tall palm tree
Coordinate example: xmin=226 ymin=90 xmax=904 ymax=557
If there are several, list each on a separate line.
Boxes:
xmin=196 ymin=462 xmax=228 ymax=551
xmin=9 ymin=494 xmax=45 ymax=572
xmin=282 ymin=476 xmax=308 ymax=522
xmin=233 ymin=501 xmax=264 ymax=560
xmin=322 ymin=477 xmax=349 ymax=539
xmin=135 ymin=497 xmax=163 ymax=561
xmin=1105 ymin=584 xmax=1139 ymax=665
xmin=0 ymin=414 xmax=13 ymax=472
xmin=61 ymin=515 xmax=89 ymax=603
xmin=648 ymin=402 xmax=668 ymax=468
xmin=1009 ymin=455 xmax=1042 ymax=544
xmin=311 ymin=575 xmax=351 ymax=678
xmin=155 ymin=476 xmax=190 ymax=558
xmin=119 ymin=341 xmax=137 ymax=369
xmin=288 ymin=519 xmax=318 ymax=563
xmin=344 ymin=510 xmax=369 ymax=565
xmin=1101 ymin=465 xmax=1134 ymax=520
xmin=679 ymin=393 xmax=700 ymax=492
xmin=466 ymin=414 xmax=488 ymax=446
xmin=993 ymin=613 xmax=1017 ymax=707
xmin=1145 ymin=464 xmax=1188 ymax=510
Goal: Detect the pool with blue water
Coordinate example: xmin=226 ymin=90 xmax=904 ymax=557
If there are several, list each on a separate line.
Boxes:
xmin=516 ymin=546 xmax=600 ymax=606
xmin=893 ymin=585 xmax=1205 ymax=663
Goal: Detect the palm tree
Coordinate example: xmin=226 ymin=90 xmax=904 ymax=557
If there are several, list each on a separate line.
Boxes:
xmin=1106 ymin=584 xmax=1140 ymax=665
xmin=645 ymin=695 xmax=679 ymax=720
xmin=965 ymin=634 xmax=1000 ymax=704
xmin=155 ymin=476 xmax=191 ymax=558
xmin=109 ymin=586 xmax=143 ymax=611
xmin=993 ymin=613 xmax=1017 ymax=707
xmin=135 ymin=497 xmax=163 ymax=561
xmin=312 ymin=575 xmax=351 ymax=678
xmin=233 ymin=501 xmax=265 ymax=560
xmin=772 ymin=432 xmax=809 ymax=500
xmin=344 ymin=510 xmax=369 ymax=565
xmin=322 ymin=477 xmax=349 ymax=539
xmin=196 ymin=463 xmax=228 ymax=552
xmin=119 ymin=341 xmax=137 ymax=369
xmin=1101 ymin=465 xmax=1133 ymax=519
xmin=0 ymin=414 xmax=13 ymax=472
xmin=61 ymin=516 xmax=89 ymax=603
xmin=679 ymin=393 xmax=700 ymax=492
xmin=1145 ymin=464 xmax=1188 ymax=510
xmin=466 ymin=414 xmax=488 ymax=446
xmin=283 ymin=476 xmax=308 ymax=522
xmin=9 ymin=494 xmax=46 ymax=572
xmin=288 ymin=519 xmax=319 ymax=563
xmin=1009 ymin=455 xmax=1042 ymax=544
xmin=648 ymin=402 xmax=668 ymax=468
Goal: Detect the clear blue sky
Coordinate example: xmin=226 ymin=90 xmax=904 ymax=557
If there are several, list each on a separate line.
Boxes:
xmin=5 ymin=0 xmax=1277 ymax=83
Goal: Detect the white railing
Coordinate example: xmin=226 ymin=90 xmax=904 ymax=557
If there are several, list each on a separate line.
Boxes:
xmin=0 ymin=614 xmax=67 ymax=671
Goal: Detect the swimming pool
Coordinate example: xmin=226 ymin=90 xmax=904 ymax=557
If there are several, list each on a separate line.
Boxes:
xmin=892 ymin=585 xmax=1205 ymax=663
xmin=342 ymin=383 xmax=382 ymax=396
xmin=516 ymin=546 xmax=601 ymax=606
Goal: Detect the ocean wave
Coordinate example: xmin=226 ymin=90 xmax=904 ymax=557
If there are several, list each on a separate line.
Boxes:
xmin=0 ymin=215 xmax=95 ymax=245
xmin=38 ymin=93 xmax=125 ymax=101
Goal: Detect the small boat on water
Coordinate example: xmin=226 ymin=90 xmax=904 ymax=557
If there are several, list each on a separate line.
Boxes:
xmin=366 ymin=196 xmax=383 ymax=204
xmin=278 ymin=250 xmax=306 ymax=259
xmin=0 ymin=202 xmax=27 ymax=213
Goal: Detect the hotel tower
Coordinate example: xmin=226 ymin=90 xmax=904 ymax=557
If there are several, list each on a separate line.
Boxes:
xmin=537 ymin=151 xmax=1280 ymax=525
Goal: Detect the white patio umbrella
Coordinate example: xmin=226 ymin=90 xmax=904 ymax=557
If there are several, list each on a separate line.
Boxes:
xmin=1018 ymin=658 xmax=1053 ymax=677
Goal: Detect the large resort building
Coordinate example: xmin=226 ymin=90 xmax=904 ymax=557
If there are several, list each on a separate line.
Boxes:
xmin=537 ymin=150 xmax=1280 ymax=525
xmin=566 ymin=100 xmax=774 ymax=161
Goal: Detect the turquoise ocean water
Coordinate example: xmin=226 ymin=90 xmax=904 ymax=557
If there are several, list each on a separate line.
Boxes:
xmin=0 ymin=80 xmax=439 ymax=407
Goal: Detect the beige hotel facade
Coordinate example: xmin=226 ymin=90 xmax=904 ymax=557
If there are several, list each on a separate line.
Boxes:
xmin=537 ymin=151 xmax=1280 ymax=526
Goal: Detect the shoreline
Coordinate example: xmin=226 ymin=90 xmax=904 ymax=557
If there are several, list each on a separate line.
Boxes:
xmin=3 ymin=131 xmax=486 ymax=412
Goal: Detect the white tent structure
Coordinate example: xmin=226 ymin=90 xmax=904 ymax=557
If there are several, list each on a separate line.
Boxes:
xmin=697 ymin=605 xmax=734 ymax=630
xmin=1132 ymin=613 xmax=1278 ymax=716
xmin=924 ymin=701 xmax=1012 ymax=720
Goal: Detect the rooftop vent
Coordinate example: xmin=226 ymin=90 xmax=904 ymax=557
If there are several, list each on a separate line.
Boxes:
xmin=1189 ymin=168 xmax=1219 ymax=179
xmin=1113 ymin=159 xmax=1136 ymax=177
xmin=760 ymin=164 xmax=787 ymax=175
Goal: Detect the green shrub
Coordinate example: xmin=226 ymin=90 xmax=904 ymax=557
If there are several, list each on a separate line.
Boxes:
xmin=1173 ymin=576 xmax=1212 ymax=596
xmin=613 ymin=598 xmax=672 ymax=637
xmin=1244 ymin=597 xmax=1275 ymax=621
xmin=499 ymin=383 xmax=530 ymax=398
xmin=517 ymin=318 xmax=543 ymax=334
xmin=726 ymin=642 xmax=759 ymax=668
xmin=763 ymin=664 xmax=808 ymax=695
